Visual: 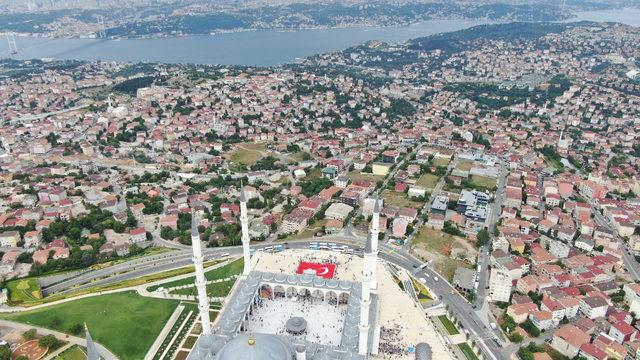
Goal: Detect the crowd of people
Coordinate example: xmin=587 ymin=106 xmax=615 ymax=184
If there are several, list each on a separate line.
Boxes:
xmin=379 ymin=326 xmax=409 ymax=358
xmin=245 ymin=295 xmax=347 ymax=346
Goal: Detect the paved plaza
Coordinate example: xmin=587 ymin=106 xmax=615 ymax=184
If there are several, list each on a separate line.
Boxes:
xmin=245 ymin=296 xmax=347 ymax=346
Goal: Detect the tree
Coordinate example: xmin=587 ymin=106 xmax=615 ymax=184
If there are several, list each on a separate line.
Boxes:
xmin=522 ymin=319 xmax=541 ymax=337
xmin=501 ymin=314 xmax=516 ymax=333
xmin=0 ymin=345 xmax=10 ymax=360
xmin=509 ymin=332 xmax=524 ymax=343
xmin=38 ymin=335 xmax=64 ymax=350
xmin=68 ymin=323 xmax=84 ymax=336
xmin=476 ymin=228 xmax=490 ymax=247
xmin=22 ymin=328 xmax=37 ymax=340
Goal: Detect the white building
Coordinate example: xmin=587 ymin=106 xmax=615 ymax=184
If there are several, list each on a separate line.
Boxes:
xmin=489 ymin=264 xmax=512 ymax=303
xmin=325 ymin=203 xmax=354 ymax=221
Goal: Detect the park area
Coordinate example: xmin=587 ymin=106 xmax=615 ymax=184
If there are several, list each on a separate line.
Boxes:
xmin=381 ymin=190 xmax=423 ymax=209
xmin=2 ymin=291 xmax=178 ymax=360
xmin=6 ymin=278 xmax=42 ymax=304
xmin=12 ymin=339 xmax=48 ymax=360
xmin=410 ymin=226 xmax=476 ymax=281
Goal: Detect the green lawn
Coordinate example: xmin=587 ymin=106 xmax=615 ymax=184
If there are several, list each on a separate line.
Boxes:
xmin=469 ymin=175 xmax=497 ymax=191
xmin=6 ymin=278 xmax=42 ymax=304
xmin=416 ymin=174 xmax=440 ymax=189
xmin=381 ymin=189 xmax=423 ymax=209
xmin=55 ymin=345 xmax=87 ymax=360
xmin=148 ymin=258 xmax=243 ymax=292
xmin=3 ymin=291 xmax=178 ymax=360
xmin=438 ymin=315 xmax=459 ymax=335
xmin=169 ymin=279 xmax=236 ymax=297
xmin=458 ymin=343 xmax=479 ymax=360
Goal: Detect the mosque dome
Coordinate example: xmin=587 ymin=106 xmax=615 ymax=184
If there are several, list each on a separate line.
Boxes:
xmin=214 ymin=334 xmax=293 ymax=360
xmin=415 ymin=343 xmax=432 ymax=360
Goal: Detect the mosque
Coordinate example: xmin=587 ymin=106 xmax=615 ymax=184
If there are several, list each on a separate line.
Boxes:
xmin=187 ymin=190 xmax=448 ymax=360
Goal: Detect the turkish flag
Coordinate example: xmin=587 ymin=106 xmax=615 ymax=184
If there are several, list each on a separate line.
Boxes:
xmin=297 ymin=262 xmax=336 ymax=279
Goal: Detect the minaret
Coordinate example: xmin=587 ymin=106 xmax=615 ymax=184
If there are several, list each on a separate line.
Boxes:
xmin=366 ymin=198 xmax=380 ymax=291
xmin=358 ymin=253 xmax=372 ymax=356
xmin=240 ymin=186 xmax=251 ymax=276
xmin=371 ymin=197 xmax=380 ymax=253
xmin=191 ymin=213 xmax=211 ymax=335
xmin=85 ymin=324 xmax=100 ymax=360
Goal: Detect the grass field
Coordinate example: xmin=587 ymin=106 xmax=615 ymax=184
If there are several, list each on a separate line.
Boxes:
xmin=289 ymin=151 xmax=312 ymax=163
xmin=55 ymin=345 xmax=87 ymax=360
xmin=411 ymin=227 xmax=474 ymax=281
xmin=226 ymin=143 xmax=267 ymax=166
xmin=458 ymin=343 xmax=479 ymax=360
xmin=433 ymin=157 xmax=451 ymax=167
xmin=6 ymin=278 xmax=42 ymax=304
xmin=347 ymin=171 xmax=384 ymax=183
xmin=456 ymin=160 xmax=475 ymax=171
xmin=381 ymin=190 xmax=423 ymax=209
xmin=411 ymin=227 xmax=460 ymax=253
xmin=169 ymin=279 xmax=236 ymax=297
xmin=148 ymin=258 xmax=243 ymax=292
xmin=437 ymin=258 xmax=473 ymax=283
xmin=416 ymin=174 xmax=440 ymax=189
xmin=3 ymin=291 xmax=178 ymax=360
xmin=469 ymin=175 xmax=497 ymax=190
xmin=437 ymin=315 xmax=459 ymax=335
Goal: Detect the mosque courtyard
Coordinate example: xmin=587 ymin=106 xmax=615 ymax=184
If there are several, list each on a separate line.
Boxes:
xmin=244 ymin=296 xmax=347 ymax=346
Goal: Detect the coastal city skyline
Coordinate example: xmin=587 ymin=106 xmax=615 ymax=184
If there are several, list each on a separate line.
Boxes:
xmin=0 ymin=1 xmax=638 ymax=360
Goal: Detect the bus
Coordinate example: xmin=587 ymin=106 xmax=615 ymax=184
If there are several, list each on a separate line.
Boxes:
xmin=264 ymin=246 xmax=274 ymax=252
xmin=309 ymin=244 xmax=319 ymax=250
xmin=310 ymin=242 xmax=318 ymax=246
xmin=274 ymin=245 xmax=284 ymax=252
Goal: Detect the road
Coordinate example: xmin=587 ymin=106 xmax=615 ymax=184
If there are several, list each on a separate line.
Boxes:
xmin=588 ymin=199 xmax=640 ymax=281
xmin=402 ymin=155 xmax=458 ymax=252
xmin=474 ymin=159 xmax=507 ymax=309
xmin=38 ymin=234 xmax=509 ymax=360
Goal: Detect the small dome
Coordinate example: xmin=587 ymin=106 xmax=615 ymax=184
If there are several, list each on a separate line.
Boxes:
xmin=214 ymin=334 xmax=293 ymax=360
xmin=415 ymin=343 xmax=432 ymax=360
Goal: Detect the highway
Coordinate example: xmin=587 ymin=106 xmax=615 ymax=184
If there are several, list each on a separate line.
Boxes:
xmin=39 ymin=234 xmax=510 ymax=360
